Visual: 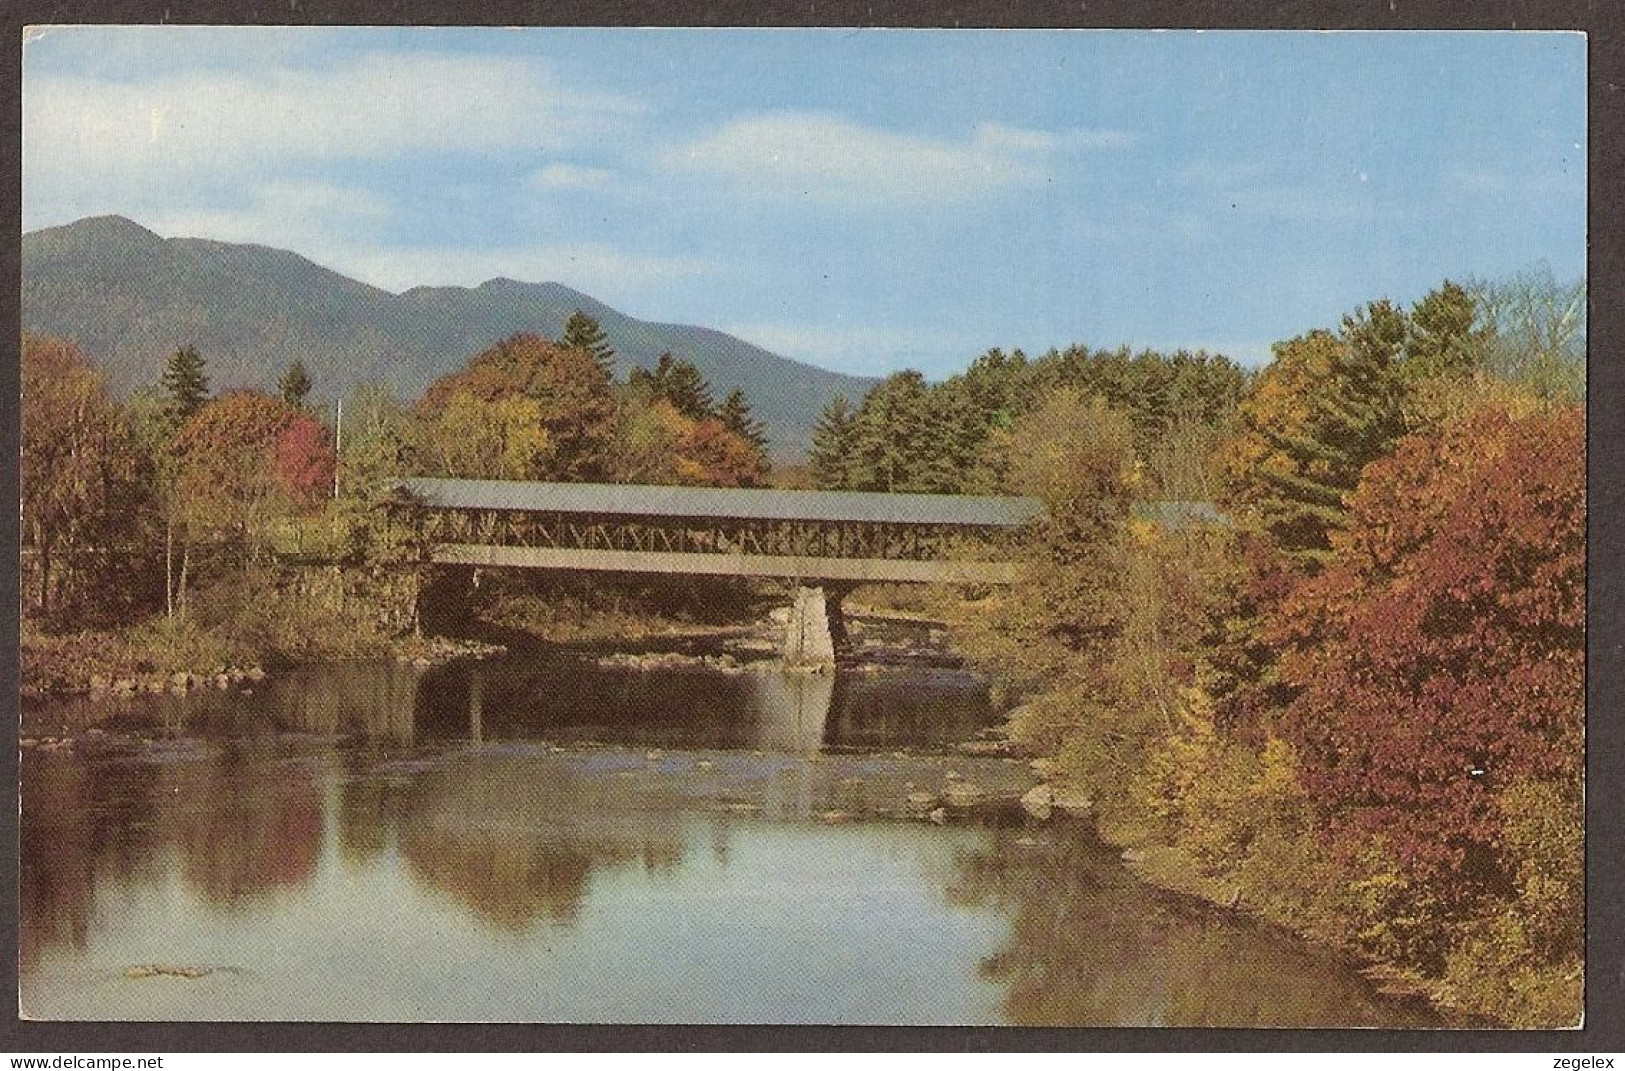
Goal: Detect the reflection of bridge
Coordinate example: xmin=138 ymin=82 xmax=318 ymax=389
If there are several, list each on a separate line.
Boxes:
xmin=392 ymin=478 xmax=1042 ymax=585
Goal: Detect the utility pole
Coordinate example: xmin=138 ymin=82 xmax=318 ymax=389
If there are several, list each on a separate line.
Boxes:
xmin=333 ymin=398 xmax=343 ymax=500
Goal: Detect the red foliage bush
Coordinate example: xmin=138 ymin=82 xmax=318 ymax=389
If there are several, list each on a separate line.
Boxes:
xmin=1271 ymin=404 xmax=1583 ymax=882
xmin=274 ymin=413 xmax=337 ymax=507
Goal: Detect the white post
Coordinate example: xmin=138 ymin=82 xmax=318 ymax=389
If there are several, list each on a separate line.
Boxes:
xmin=333 ymin=398 xmax=343 ymax=499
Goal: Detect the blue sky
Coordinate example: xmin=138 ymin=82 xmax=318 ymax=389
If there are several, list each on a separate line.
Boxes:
xmin=22 ymin=27 xmax=1585 ymax=377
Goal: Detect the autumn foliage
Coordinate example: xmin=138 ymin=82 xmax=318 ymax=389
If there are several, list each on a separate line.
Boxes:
xmin=20 ymin=336 xmax=149 ymax=620
xmin=416 ymin=332 xmax=769 ymax=487
xmin=419 ymin=333 xmax=616 ymax=481
xmin=170 ymin=389 xmax=336 ymax=518
xmin=1272 ymin=403 xmax=1584 ymax=881
xmin=947 ymin=279 xmax=1585 ymax=1026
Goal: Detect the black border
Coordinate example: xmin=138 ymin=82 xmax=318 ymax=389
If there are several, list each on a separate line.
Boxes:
xmin=2 ymin=0 xmax=1619 ymax=1054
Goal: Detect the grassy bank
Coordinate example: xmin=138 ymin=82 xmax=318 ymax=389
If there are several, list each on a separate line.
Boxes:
xmin=21 ymin=563 xmax=493 ymax=698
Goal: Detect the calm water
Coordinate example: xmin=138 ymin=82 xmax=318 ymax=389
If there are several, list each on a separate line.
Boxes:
xmin=20 ymin=632 xmax=1442 ymax=1025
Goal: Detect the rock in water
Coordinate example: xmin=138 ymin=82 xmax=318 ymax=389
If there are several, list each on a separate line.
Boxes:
xmin=1020 ymin=784 xmax=1054 ymax=820
xmin=943 ymin=780 xmax=985 ymax=808
xmin=904 ymin=791 xmax=938 ymax=815
xmin=1051 ymin=786 xmax=1094 ymax=818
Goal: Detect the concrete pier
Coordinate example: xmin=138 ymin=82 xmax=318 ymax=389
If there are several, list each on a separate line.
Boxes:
xmin=781 ymin=586 xmax=837 ymax=669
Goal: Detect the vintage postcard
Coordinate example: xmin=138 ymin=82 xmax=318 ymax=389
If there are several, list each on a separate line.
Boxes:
xmin=17 ymin=26 xmax=1585 ymax=1029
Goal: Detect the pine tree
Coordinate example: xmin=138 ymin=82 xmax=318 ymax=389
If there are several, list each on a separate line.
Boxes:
xmin=809 ymin=396 xmax=857 ymax=490
xmin=560 ymin=310 xmax=616 ymax=376
xmin=278 ymin=360 xmax=313 ymax=409
xmin=718 ymin=389 xmax=767 ymax=450
xmin=161 ymin=345 xmax=210 ymax=427
xmin=1228 ymin=306 xmax=1412 ymax=566
xmin=1404 ymin=280 xmax=1486 ymax=381
xmin=850 ymin=370 xmax=932 ymax=492
xmin=630 ymin=352 xmax=714 ymax=421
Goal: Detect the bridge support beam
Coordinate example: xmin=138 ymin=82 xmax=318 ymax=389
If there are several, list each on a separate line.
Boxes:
xmin=782 ymin=586 xmax=836 ymax=670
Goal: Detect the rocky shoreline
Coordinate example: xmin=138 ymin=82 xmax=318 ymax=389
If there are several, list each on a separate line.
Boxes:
xmin=25 ymin=633 xmax=507 ymax=701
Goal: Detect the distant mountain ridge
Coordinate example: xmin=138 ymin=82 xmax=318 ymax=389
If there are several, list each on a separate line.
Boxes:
xmin=21 ymin=215 xmax=880 ymax=456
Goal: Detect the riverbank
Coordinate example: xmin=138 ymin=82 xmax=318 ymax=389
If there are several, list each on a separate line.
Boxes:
xmin=990 ymin=705 xmax=1510 ymax=1026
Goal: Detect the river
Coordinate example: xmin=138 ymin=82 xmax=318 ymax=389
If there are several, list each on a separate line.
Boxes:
xmin=19 ymin=617 xmax=1444 ymax=1026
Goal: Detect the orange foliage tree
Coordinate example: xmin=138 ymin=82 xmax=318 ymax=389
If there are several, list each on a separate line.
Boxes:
xmin=675 ymin=417 xmax=769 ymax=487
xmin=419 ymin=333 xmax=616 ymax=481
xmin=166 ymin=390 xmax=336 ymax=614
xmin=20 ymin=336 xmax=149 ymax=622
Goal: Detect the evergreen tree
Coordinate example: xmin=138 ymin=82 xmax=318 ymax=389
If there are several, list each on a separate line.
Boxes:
xmin=1224 ymin=305 xmax=1412 ymax=566
xmin=717 ymin=388 xmax=768 ymax=451
xmin=629 ymin=352 xmax=714 ymax=421
xmin=560 ymin=310 xmax=616 ymax=375
xmin=278 ymin=360 xmax=313 ymax=409
xmin=662 ymin=357 xmax=715 ymax=422
xmin=161 ymin=345 xmax=210 ymax=427
xmin=850 ymin=370 xmax=934 ymax=492
xmin=1404 ymin=280 xmax=1486 ymax=381
xmin=917 ymin=381 xmax=982 ymax=493
xmin=809 ymin=396 xmax=858 ymax=490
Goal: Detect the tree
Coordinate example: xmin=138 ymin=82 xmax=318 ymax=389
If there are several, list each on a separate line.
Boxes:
xmin=422 ymin=392 xmax=553 ymax=480
xmin=611 ymin=396 xmax=692 ymax=484
xmin=274 ymin=413 xmax=339 ymax=507
xmin=629 ymin=353 xmax=715 ymax=422
xmin=1000 ymin=389 xmax=1143 ymax=656
xmin=161 ymin=345 xmax=210 ymax=427
xmin=1271 ymin=402 xmax=1583 ymax=890
xmin=336 ymin=382 xmax=417 ymax=499
xmin=1217 ymin=306 xmax=1410 ymax=568
xmin=1471 ymin=265 xmax=1586 ymax=402
xmin=560 ymin=310 xmax=616 ymax=376
xmin=278 ymin=360 xmax=313 ymax=409
xmin=848 ymin=370 xmax=934 ymax=492
xmin=678 ymin=418 xmax=769 ymax=487
xmin=20 ymin=337 xmax=149 ymax=622
xmin=420 ymin=333 xmax=616 ymax=481
xmin=717 ymin=388 xmax=768 ymax=452
xmin=808 ymin=396 xmax=858 ymax=490
xmin=166 ymin=390 xmax=336 ymax=615
xmin=1404 ymin=280 xmax=1487 ymax=382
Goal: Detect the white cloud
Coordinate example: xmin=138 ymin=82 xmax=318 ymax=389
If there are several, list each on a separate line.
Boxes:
xmin=336 ymin=243 xmax=716 ymax=297
xmin=133 ymin=181 xmax=392 ymax=273
xmin=23 ymin=51 xmax=645 ymax=201
xmin=529 ymin=163 xmax=620 ymax=193
xmin=725 ymin=320 xmax=973 ymax=376
xmin=973 ymin=121 xmax=1134 ymax=154
xmin=662 ymin=112 xmax=1129 ymax=205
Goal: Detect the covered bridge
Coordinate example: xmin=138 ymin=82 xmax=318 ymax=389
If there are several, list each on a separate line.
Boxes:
xmin=392 ymin=477 xmax=1044 ymax=585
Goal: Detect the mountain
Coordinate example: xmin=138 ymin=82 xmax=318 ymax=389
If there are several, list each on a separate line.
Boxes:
xmin=21 ymin=216 xmax=879 ymax=457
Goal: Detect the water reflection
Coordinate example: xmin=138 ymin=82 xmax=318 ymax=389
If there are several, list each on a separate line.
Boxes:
xmin=947 ymin=827 xmax=1442 ymax=1028
xmin=741 ymin=671 xmax=831 ymax=753
xmin=395 ymin=754 xmax=686 ymax=931
xmin=25 ymin=642 xmax=993 ymax=756
xmin=19 ymin=645 xmax=1440 ymax=1025
xmin=19 ymin=751 xmax=1442 ymax=1024
xmin=158 ymin=743 xmax=322 ymax=909
xmin=19 ymin=755 xmax=161 ymax=971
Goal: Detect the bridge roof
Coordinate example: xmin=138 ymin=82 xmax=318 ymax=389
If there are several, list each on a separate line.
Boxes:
xmin=396 ymin=478 xmax=1044 ymax=528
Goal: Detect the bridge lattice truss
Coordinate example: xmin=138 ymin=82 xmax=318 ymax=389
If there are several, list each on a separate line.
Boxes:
xmin=398 ymin=507 xmax=1022 ymax=585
